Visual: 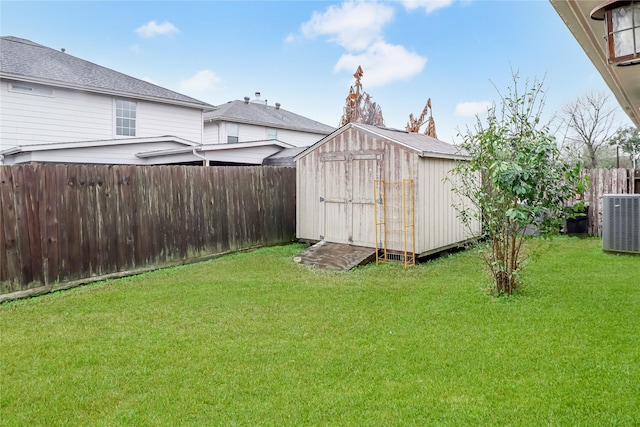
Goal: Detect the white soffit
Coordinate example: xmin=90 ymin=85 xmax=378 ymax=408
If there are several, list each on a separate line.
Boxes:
xmin=550 ymin=0 xmax=640 ymax=128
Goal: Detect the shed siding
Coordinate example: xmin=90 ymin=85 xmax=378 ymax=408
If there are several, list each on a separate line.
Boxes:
xmin=297 ymin=124 xmax=480 ymax=256
xmin=0 ymin=80 xmax=203 ymax=150
xmin=297 ymin=145 xmax=323 ymax=241
xmin=415 ymin=157 xmax=478 ymax=254
xmin=379 ymin=142 xmax=418 ymax=253
xmin=298 ymin=127 xmax=388 ymax=245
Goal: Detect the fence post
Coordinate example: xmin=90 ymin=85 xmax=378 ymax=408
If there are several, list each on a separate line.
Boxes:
xmin=0 ymin=164 xmax=297 ymax=300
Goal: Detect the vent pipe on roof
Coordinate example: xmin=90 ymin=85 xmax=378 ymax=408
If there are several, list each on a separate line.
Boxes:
xmin=252 ymin=92 xmax=267 ymax=105
xmin=276 ymin=103 xmax=281 ymax=110
xmin=61 ymin=48 xmax=65 ymax=53
xmin=244 ymin=96 xmax=250 ymax=104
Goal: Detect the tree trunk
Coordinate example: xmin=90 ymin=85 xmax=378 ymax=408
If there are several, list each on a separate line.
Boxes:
xmin=587 ymin=145 xmax=598 ymax=169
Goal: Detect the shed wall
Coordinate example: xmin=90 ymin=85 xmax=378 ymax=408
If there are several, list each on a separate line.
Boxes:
xmin=297 ymin=126 xmax=480 ymax=256
xmin=415 ymin=157 xmax=480 ymax=254
xmin=297 ymin=127 xmax=416 ymax=248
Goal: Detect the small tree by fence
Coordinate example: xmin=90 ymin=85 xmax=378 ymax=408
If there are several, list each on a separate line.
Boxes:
xmin=0 ymin=164 xmax=296 ymax=301
xmin=581 ymin=168 xmax=638 ymax=237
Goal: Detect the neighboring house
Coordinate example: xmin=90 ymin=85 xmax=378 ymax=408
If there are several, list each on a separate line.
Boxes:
xmin=295 ymin=122 xmax=481 ymax=258
xmin=549 ymin=1 xmax=639 ymax=129
xmin=0 ymin=37 xmax=336 ymax=166
xmin=202 ymin=93 xmax=335 ymax=165
xmin=0 ymin=36 xmax=213 ymax=165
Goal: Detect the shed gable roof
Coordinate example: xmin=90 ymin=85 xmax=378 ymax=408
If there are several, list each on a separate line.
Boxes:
xmin=0 ymin=36 xmax=212 ymax=109
xmin=295 ymin=122 xmax=468 ymax=161
xmin=204 ymin=99 xmax=335 ymax=134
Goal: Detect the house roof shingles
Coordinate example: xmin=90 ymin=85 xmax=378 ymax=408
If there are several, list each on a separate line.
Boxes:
xmin=204 ymin=99 xmax=335 ymax=134
xmin=0 ymin=36 xmax=212 ymax=109
xmin=355 ymin=123 xmax=466 ymax=158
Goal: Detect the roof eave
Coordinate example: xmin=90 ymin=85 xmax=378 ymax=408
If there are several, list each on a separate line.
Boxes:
xmin=1 ymin=136 xmax=200 ymax=155
xmin=549 ymin=0 xmax=640 ymax=128
xmin=351 ymin=123 xmax=423 ymax=156
xmin=355 ymin=123 xmax=466 ymax=160
xmin=0 ymin=147 xmax=22 ymax=155
xmin=420 ymin=151 xmax=470 ymax=160
xmin=205 ymin=116 xmax=334 ymax=134
xmin=200 ymin=140 xmax=294 ymax=152
xmin=1 ymin=73 xmax=213 ymax=110
xmin=294 ymin=123 xmax=468 ymax=161
xmin=136 ymin=147 xmax=197 ymax=158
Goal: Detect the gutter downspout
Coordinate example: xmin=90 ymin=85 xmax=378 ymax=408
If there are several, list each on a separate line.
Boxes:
xmin=192 ymin=146 xmax=207 ymax=166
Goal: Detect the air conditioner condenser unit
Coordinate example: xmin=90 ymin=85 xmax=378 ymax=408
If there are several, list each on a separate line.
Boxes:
xmin=602 ymin=194 xmax=640 ymax=254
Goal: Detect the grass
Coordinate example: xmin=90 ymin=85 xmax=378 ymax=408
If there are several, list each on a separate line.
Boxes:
xmin=1 ymin=237 xmax=639 ymax=426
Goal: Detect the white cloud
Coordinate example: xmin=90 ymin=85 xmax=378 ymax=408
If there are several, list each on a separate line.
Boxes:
xmin=284 ymin=33 xmax=296 ymax=43
xmin=301 ymin=1 xmax=394 ymax=51
xmin=400 ymin=0 xmax=455 ymax=14
xmin=179 ymin=70 xmax=222 ymax=93
xmin=334 ymin=41 xmax=426 ymax=87
xmin=130 ymin=44 xmax=140 ymax=53
xmin=135 ymin=20 xmax=180 ymax=38
xmin=299 ymin=1 xmax=433 ymax=86
xmin=454 ymin=101 xmax=492 ymax=117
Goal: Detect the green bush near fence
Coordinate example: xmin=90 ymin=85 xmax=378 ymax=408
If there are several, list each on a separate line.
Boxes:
xmin=1 ymin=237 xmax=639 ymax=425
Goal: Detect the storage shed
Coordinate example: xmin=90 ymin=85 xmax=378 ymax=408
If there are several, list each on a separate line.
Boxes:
xmin=294 ymin=122 xmax=481 ymax=260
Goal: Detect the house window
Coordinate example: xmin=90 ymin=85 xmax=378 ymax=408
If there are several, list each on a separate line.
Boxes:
xmin=267 ymin=128 xmax=278 ymax=140
xmin=116 ymin=99 xmax=136 ymax=136
xmin=608 ymin=2 xmax=640 ymax=62
xmin=592 ymin=0 xmax=640 ymax=64
xmin=9 ymin=82 xmax=53 ymax=96
xmin=227 ymin=123 xmax=239 ymax=143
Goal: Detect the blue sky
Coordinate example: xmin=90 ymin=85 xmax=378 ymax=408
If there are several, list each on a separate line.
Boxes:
xmin=1 ymin=0 xmax=633 ymax=142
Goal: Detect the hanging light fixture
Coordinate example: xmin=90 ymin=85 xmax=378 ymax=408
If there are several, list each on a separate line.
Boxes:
xmin=591 ymin=0 xmax=640 ymax=65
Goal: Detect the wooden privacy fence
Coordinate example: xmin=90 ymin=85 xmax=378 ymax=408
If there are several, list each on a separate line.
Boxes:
xmin=0 ymin=164 xmax=296 ymax=300
xmin=582 ymin=168 xmax=638 ymax=237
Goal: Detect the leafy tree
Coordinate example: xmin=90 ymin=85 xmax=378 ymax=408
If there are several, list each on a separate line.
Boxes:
xmin=451 ymin=74 xmax=587 ymax=295
xmin=609 ymin=126 xmax=640 ymax=170
xmin=560 ymin=92 xmax=619 ymax=168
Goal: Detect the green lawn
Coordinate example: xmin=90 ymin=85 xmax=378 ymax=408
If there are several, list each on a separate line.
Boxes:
xmin=1 ymin=238 xmax=638 ymax=426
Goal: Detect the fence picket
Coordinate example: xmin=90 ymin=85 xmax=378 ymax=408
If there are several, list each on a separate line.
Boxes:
xmin=582 ymin=168 xmax=634 ymax=237
xmin=1 ymin=164 xmax=296 ymax=299
xmin=0 ymin=167 xmax=19 ymax=293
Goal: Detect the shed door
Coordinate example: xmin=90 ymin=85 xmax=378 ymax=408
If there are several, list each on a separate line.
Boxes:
xmin=321 ymin=153 xmax=383 ymax=246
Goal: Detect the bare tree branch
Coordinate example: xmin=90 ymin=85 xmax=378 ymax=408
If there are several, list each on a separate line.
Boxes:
xmin=561 ymin=92 xmax=619 ymax=168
